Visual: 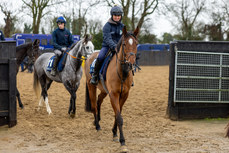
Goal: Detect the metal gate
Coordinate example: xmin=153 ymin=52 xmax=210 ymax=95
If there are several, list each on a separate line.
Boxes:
xmin=168 ymin=41 xmax=229 ymax=120
xmin=174 ymin=50 xmax=229 ymax=103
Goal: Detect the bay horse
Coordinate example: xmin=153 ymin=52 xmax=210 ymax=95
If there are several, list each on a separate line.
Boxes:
xmin=84 ymin=26 xmax=139 ymax=152
xmin=16 ymin=39 xmax=40 ymax=108
xmin=33 ymin=35 xmax=94 ymax=117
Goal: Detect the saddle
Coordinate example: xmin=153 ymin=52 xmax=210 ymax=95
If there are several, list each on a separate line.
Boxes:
xmin=46 ymin=50 xmax=69 ymax=72
xmin=90 ymin=51 xmax=114 ymax=81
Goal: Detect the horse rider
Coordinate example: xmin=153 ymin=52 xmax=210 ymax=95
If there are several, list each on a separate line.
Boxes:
xmin=90 ymin=5 xmax=124 ymax=85
xmin=0 ymin=30 xmax=5 ymax=41
xmin=51 ymin=16 xmax=74 ymax=76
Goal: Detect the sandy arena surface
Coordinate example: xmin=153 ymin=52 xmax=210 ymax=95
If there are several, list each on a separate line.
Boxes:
xmin=1 ymin=66 xmax=229 ymax=153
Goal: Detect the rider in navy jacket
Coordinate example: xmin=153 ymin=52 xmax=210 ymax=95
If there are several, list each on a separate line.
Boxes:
xmin=90 ymin=5 xmax=124 ymax=85
xmin=52 ymin=27 xmax=73 ymax=50
xmin=102 ymin=18 xmax=124 ymax=51
xmin=51 ymin=16 xmax=74 ymax=76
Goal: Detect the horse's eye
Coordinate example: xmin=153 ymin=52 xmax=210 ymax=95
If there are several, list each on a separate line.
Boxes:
xmin=86 ymin=46 xmax=89 ymax=49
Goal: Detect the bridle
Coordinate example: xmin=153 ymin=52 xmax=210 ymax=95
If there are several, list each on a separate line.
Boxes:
xmin=66 ymin=41 xmax=90 ymax=72
xmin=27 ymin=43 xmax=39 ymax=64
xmin=116 ymin=34 xmax=138 ymax=85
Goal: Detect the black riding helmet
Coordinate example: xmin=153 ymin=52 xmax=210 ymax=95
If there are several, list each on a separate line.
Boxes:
xmin=110 ymin=5 xmax=123 ymax=16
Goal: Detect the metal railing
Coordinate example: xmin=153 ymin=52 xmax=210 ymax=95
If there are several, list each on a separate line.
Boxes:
xmin=174 ymin=50 xmax=229 ymax=103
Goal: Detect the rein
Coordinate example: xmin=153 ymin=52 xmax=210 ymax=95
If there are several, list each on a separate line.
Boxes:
xmin=64 ymin=43 xmax=88 ymax=73
xmin=64 ymin=50 xmax=86 ymax=60
xmin=115 ymin=36 xmax=137 ymax=94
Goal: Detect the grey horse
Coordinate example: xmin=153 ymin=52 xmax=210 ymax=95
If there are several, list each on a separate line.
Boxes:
xmin=33 ymin=35 xmax=94 ymax=117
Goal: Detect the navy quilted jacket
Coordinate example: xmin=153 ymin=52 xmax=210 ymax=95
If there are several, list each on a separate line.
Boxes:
xmin=102 ymin=18 xmax=124 ymax=50
xmin=52 ymin=28 xmax=74 ymax=50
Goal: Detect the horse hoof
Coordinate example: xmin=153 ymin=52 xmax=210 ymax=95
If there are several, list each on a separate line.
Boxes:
xmin=113 ymin=136 xmax=119 ymax=142
xmin=36 ymin=107 xmax=41 ymax=112
xmin=19 ymin=105 xmax=24 ymax=109
xmin=120 ymin=145 xmax=128 ymax=153
xmin=69 ymin=112 xmax=75 ymax=118
xmin=96 ymin=126 xmax=101 ymax=131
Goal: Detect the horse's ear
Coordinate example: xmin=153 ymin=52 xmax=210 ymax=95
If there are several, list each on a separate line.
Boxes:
xmin=123 ymin=26 xmax=127 ymax=37
xmin=88 ymin=35 xmax=92 ymax=41
xmin=84 ymin=34 xmax=90 ymax=44
xmin=85 ymin=34 xmax=88 ymax=40
xmin=33 ymin=39 xmax=40 ymax=46
xmin=134 ymin=26 xmax=139 ymax=37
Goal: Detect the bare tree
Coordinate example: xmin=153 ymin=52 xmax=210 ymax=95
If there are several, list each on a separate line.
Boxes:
xmin=0 ymin=2 xmax=17 ymax=37
xmin=104 ymin=0 xmax=158 ymax=31
xmin=162 ymin=0 xmax=206 ymax=40
xmin=71 ymin=0 xmax=100 ymax=36
xmin=220 ymin=0 xmax=229 ymax=39
xmin=21 ymin=0 xmax=65 ymax=34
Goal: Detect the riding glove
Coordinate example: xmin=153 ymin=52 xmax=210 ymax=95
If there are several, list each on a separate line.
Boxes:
xmin=111 ymin=47 xmax=116 ymax=53
xmin=61 ymin=47 xmax=67 ymax=51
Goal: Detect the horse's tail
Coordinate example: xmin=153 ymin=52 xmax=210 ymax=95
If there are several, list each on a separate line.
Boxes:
xmin=85 ymin=83 xmax=92 ymax=112
xmin=33 ymin=69 xmax=40 ymax=98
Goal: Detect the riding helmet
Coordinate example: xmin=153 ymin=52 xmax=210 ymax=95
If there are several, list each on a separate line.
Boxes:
xmin=56 ymin=16 xmax=66 ymax=24
xmin=110 ymin=5 xmax=123 ymax=16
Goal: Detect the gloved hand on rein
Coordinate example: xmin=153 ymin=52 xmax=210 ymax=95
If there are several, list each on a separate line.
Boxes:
xmin=61 ymin=47 xmax=67 ymax=51
xmin=111 ymin=47 xmax=117 ymax=53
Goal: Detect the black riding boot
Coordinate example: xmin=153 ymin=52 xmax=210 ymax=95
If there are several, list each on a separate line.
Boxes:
xmin=51 ymin=56 xmax=60 ymax=76
xmin=90 ymin=59 xmax=103 ymax=85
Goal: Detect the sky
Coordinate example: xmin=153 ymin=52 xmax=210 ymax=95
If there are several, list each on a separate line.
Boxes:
xmin=0 ymin=0 xmax=173 ymax=39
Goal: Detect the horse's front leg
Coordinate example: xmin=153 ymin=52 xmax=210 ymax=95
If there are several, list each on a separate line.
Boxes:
xmin=64 ymin=81 xmax=78 ymax=118
xmin=16 ymin=88 xmax=24 ymax=109
xmin=110 ymin=92 xmax=126 ymax=147
xmin=68 ymin=92 xmax=76 ymax=118
xmin=112 ymin=119 xmax=118 ymax=142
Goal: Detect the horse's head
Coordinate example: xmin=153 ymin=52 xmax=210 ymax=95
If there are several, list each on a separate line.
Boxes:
xmin=27 ymin=39 xmax=40 ymax=63
xmin=81 ymin=34 xmax=94 ymax=57
xmin=118 ymin=26 xmax=139 ymax=66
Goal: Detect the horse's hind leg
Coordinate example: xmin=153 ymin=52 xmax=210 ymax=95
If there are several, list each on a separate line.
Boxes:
xmin=37 ymin=80 xmax=53 ymax=111
xmin=46 ymin=79 xmax=53 ymax=91
xmin=37 ymin=96 xmax=44 ymax=111
xmin=86 ymin=82 xmax=101 ymax=130
xmin=16 ymin=87 xmax=24 ymax=109
xmin=97 ymin=92 xmax=107 ymax=121
xmin=39 ymin=76 xmax=52 ymax=115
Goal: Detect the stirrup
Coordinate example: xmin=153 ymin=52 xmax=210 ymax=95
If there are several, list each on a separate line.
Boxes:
xmin=90 ymin=75 xmax=98 ymax=85
xmin=50 ymin=69 xmax=56 ymax=76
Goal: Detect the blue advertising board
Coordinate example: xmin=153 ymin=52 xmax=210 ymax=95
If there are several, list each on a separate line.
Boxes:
xmin=6 ymin=33 xmax=80 ymax=50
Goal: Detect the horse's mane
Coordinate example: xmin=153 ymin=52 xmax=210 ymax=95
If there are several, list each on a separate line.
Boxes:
xmin=16 ymin=42 xmax=32 ymax=51
xmin=69 ymin=41 xmax=79 ymax=50
xmin=71 ymin=39 xmax=83 ymax=54
xmin=116 ymin=32 xmax=137 ymax=53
